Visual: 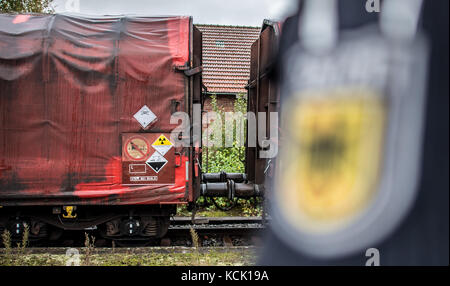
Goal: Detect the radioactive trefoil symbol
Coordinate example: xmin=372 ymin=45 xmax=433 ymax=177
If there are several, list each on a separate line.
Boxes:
xmin=152 ymin=134 xmax=173 ymax=156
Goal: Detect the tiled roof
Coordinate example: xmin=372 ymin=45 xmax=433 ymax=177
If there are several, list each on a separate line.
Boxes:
xmin=196 ymin=24 xmax=260 ymax=94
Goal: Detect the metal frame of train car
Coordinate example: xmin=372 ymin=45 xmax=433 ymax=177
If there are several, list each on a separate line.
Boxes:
xmin=0 ymin=14 xmax=204 ymax=242
xmin=0 ymin=15 xmax=278 ymax=244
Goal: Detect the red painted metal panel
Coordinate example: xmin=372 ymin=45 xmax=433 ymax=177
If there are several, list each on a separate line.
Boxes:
xmin=0 ymin=14 xmax=191 ymax=206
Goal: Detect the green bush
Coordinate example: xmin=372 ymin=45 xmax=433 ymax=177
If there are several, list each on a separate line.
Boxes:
xmin=203 ymin=93 xmax=246 ymax=173
xmin=177 ymin=94 xmax=263 ymax=217
xmin=196 ymin=94 xmax=263 ymax=217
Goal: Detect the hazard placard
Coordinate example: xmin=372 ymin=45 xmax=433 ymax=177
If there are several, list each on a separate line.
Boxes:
xmin=133 ymin=105 xmax=157 ymax=129
xmin=145 ymin=151 xmax=168 ymax=173
xmin=152 ymin=134 xmax=173 ymax=156
xmin=122 ymin=133 xmax=174 ymax=185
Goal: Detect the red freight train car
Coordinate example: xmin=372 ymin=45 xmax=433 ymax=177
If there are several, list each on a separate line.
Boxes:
xmin=0 ymin=14 xmax=203 ymax=241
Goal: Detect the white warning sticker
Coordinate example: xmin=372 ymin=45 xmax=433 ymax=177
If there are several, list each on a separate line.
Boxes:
xmin=130 ymin=176 xmax=158 ymax=182
xmin=145 ymin=151 xmax=168 ymax=173
xmin=133 ymin=105 xmax=156 ymax=129
xmin=151 ymin=134 xmax=173 ymax=156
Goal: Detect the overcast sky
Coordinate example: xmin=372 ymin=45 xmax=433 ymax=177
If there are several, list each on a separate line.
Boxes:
xmin=53 ymin=0 xmax=298 ymax=26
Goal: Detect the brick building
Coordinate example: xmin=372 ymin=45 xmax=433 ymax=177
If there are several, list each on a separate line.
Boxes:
xmin=196 ymin=24 xmax=260 ymax=112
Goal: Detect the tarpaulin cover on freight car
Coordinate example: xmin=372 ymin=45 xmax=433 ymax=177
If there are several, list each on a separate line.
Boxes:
xmin=0 ymin=14 xmax=191 ymax=205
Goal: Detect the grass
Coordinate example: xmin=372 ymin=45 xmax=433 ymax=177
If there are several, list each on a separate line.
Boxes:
xmin=0 ymin=247 xmax=257 ymax=266
xmin=0 ymin=209 xmax=257 ymax=266
xmin=83 ymin=232 xmax=96 ymax=266
xmin=1 ymin=224 xmax=255 ymax=266
xmin=177 ymin=207 xmax=244 ymax=217
xmin=177 ymin=197 xmax=264 ymax=217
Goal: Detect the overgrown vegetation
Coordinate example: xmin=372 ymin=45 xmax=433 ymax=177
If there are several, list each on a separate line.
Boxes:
xmin=179 ymin=94 xmax=263 ymax=217
xmin=17 ymin=223 xmax=29 ymax=253
xmin=203 ymin=93 xmax=247 ymax=173
xmin=83 ymin=232 xmax=96 ymax=266
xmin=1 ymin=224 xmax=30 ymax=266
xmin=1 ymin=230 xmax=12 ymax=265
xmin=0 ymin=247 xmax=256 ymax=266
xmin=189 ymin=228 xmax=200 ymax=264
xmin=0 ymin=0 xmax=54 ymax=13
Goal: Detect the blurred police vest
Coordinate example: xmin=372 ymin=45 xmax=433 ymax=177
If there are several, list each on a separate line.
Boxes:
xmin=260 ymin=0 xmax=448 ymax=265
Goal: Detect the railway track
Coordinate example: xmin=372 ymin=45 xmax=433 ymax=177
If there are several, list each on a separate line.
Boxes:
xmin=172 ymin=216 xmax=268 ymax=225
xmin=1 ymin=216 xmax=268 ymax=248
xmin=164 ymin=216 xmax=268 ymax=247
xmin=170 ymin=216 xmax=268 ymax=232
xmin=1 ymin=245 xmax=258 ymax=255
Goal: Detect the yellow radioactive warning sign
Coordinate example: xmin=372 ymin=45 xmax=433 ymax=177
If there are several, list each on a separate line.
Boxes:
xmin=279 ymin=88 xmax=386 ymax=232
xmin=152 ymin=134 xmax=173 ymax=156
xmin=153 ymin=134 xmax=172 ymax=146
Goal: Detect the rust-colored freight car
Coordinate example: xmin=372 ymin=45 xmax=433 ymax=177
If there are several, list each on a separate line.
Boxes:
xmin=246 ymin=20 xmax=281 ymax=195
xmin=0 ymin=14 xmax=203 ymax=241
xmin=0 ymin=14 xmax=275 ymax=243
